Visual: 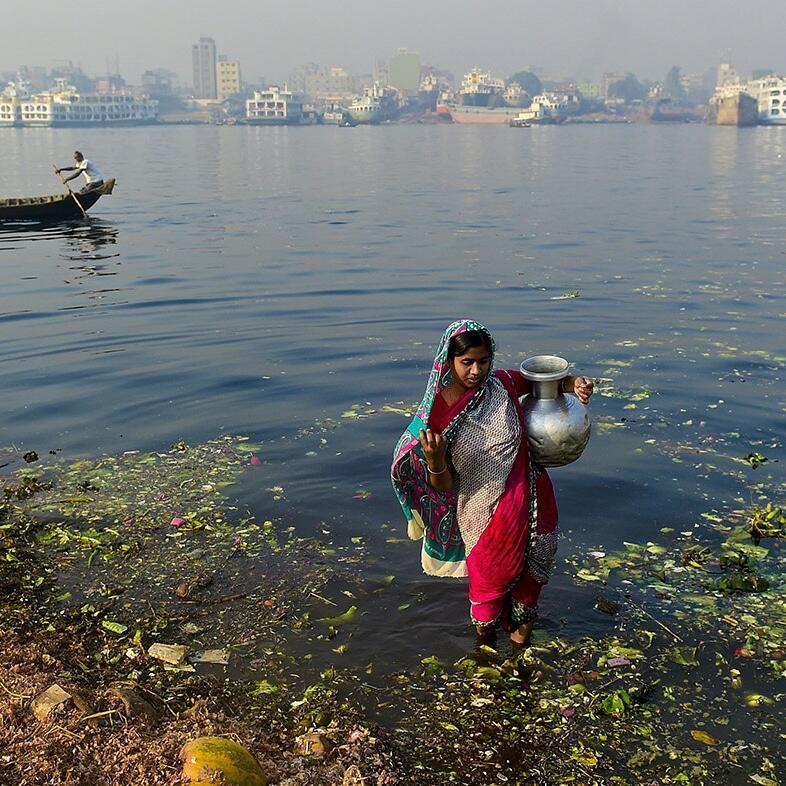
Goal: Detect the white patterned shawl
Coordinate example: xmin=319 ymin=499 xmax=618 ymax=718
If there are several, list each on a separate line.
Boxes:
xmin=450 ymin=374 xmax=521 ymax=556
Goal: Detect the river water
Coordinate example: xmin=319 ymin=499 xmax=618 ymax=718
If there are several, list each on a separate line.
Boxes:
xmin=1 ymin=124 xmax=784 ymax=680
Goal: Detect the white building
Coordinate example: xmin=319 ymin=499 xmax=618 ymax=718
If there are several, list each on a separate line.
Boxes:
xmin=245 ymin=86 xmax=303 ymax=124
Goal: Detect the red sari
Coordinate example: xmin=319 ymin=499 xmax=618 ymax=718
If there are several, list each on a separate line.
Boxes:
xmin=429 ymin=369 xmax=559 ymax=629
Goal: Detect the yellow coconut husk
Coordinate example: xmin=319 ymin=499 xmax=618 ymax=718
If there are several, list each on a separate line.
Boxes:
xmin=180 ymin=736 xmax=268 ymax=786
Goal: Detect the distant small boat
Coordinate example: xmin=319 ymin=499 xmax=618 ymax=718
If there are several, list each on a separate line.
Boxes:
xmin=0 ymin=178 xmax=116 ymax=222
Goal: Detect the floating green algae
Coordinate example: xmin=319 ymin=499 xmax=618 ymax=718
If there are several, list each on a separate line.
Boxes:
xmin=0 ymin=435 xmax=346 ymax=656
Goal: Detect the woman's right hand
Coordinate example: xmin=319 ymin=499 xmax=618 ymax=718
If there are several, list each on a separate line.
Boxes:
xmin=419 ymin=428 xmax=448 ymax=473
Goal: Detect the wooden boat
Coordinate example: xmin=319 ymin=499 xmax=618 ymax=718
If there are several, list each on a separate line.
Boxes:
xmin=0 ymin=178 xmax=116 ymax=222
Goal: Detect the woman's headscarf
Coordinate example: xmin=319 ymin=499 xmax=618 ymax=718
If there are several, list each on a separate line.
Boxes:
xmin=390 ymin=319 xmax=495 ymax=577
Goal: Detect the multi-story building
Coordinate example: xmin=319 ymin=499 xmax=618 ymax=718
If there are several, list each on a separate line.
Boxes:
xmin=245 ymin=86 xmax=304 ymax=124
xmin=216 ymin=56 xmax=241 ymax=101
xmin=388 ymin=48 xmax=421 ymax=94
xmin=289 ymin=63 xmax=366 ymax=101
xmin=192 ymin=37 xmax=217 ymax=99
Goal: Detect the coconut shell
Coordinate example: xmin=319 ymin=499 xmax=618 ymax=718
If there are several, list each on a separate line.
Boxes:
xmin=180 ymin=736 xmax=268 ymax=786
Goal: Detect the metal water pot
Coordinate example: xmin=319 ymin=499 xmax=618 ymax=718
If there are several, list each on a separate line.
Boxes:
xmin=519 ymin=355 xmax=591 ymax=467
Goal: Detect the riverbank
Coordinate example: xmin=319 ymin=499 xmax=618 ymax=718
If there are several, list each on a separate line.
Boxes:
xmin=1 ymin=435 xmax=783 ymax=785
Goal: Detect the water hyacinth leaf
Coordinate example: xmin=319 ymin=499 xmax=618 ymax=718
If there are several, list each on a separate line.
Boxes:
xmin=670 ymin=647 xmax=699 ymax=667
xmin=716 ymin=574 xmax=769 ymax=593
xmin=743 ymin=693 xmax=774 ymax=707
xmin=570 ymin=748 xmax=598 ymax=768
xmin=599 ymin=690 xmax=631 ymax=717
xmin=250 ymin=680 xmax=278 ymax=696
xmin=576 ymin=569 xmax=604 ymax=582
xmin=690 ymin=730 xmax=720 ymax=746
xmin=473 ymin=666 xmax=501 ymax=682
xmin=101 ymin=620 xmax=128 ymax=635
xmin=317 ymin=605 xmax=358 ymax=626
xmin=750 ymin=776 xmax=778 ymax=786
xmin=232 ymin=442 xmax=262 ymax=454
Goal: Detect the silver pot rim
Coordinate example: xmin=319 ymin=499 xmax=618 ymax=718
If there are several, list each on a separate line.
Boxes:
xmin=519 ymin=354 xmax=570 ymax=383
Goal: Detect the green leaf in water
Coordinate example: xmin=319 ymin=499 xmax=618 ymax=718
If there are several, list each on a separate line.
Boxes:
xmin=317 ymin=605 xmax=358 ymax=626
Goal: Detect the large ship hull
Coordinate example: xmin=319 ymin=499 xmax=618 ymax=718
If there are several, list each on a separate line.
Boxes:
xmin=16 ymin=119 xmax=158 ymax=128
xmin=347 ymin=108 xmax=384 ymax=124
xmin=716 ymin=94 xmax=758 ymax=127
xmin=439 ymin=104 xmax=521 ymax=124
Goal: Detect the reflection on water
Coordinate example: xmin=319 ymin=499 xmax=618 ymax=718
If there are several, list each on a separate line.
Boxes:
xmin=0 ymin=218 xmax=123 ymax=310
xmin=60 ymin=219 xmax=119 ymax=263
xmin=0 ymin=216 xmax=117 ymax=253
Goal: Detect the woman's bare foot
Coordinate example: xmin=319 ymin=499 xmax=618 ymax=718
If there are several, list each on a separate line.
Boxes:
xmin=475 ymin=624 xmax=497 ymax=646
xmin=509 ymin=621 xmax=534 ymax=647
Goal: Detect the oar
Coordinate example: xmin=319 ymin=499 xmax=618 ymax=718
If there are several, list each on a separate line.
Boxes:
xmin=52 ymin=163 xmax=88 ymax=219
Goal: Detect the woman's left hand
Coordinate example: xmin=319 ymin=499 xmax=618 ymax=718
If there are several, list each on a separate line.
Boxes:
xmin=573 ymin=376 xmax=594 ymax=404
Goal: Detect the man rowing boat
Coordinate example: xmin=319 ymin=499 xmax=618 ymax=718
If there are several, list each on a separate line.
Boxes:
xmin=56 ymin=151 xmax=104 ymax=194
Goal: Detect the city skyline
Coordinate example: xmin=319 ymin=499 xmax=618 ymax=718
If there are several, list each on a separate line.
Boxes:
xmin=3 ymin=0 xmax=786 ymax=87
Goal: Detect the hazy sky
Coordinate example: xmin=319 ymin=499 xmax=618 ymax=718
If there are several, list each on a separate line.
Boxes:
xmin=5 ymin=0 xmax=786 ymax=85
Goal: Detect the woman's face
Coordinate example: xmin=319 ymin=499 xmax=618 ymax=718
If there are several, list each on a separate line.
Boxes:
xmin=451 ymin=346 xmax=491 ymax=390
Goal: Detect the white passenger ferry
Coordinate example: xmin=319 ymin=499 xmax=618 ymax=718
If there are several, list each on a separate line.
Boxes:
xmin=745 ymin=75 xmax=786 ymax=124
xmin=245 ymin=86 xmax=304 ymax=125
xmin=1 ymin=80 xmax=158 ymax=127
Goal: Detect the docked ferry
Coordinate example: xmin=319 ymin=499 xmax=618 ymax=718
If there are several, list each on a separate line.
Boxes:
xmin=245 ymin=86 xmax=304 ymax=125
xmin=745 ymin=75 xmax=786 ymax=124
xmin=347 ymin=83 xmax=399 ymax=124
xmin=1 ymin=81 xmax=158 ymax=127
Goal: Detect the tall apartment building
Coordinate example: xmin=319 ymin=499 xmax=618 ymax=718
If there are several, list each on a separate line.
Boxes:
xmin=216 ymin=56 xmax=241 ymax=100
xmin=192 ymin=37 xmax=217 ymax=99
xmin=289 ymin=63 xmax=365 ymax=100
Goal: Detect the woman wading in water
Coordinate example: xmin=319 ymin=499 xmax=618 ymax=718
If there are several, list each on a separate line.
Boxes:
xmin=391 ymin=320 xmax=593 ymax=647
